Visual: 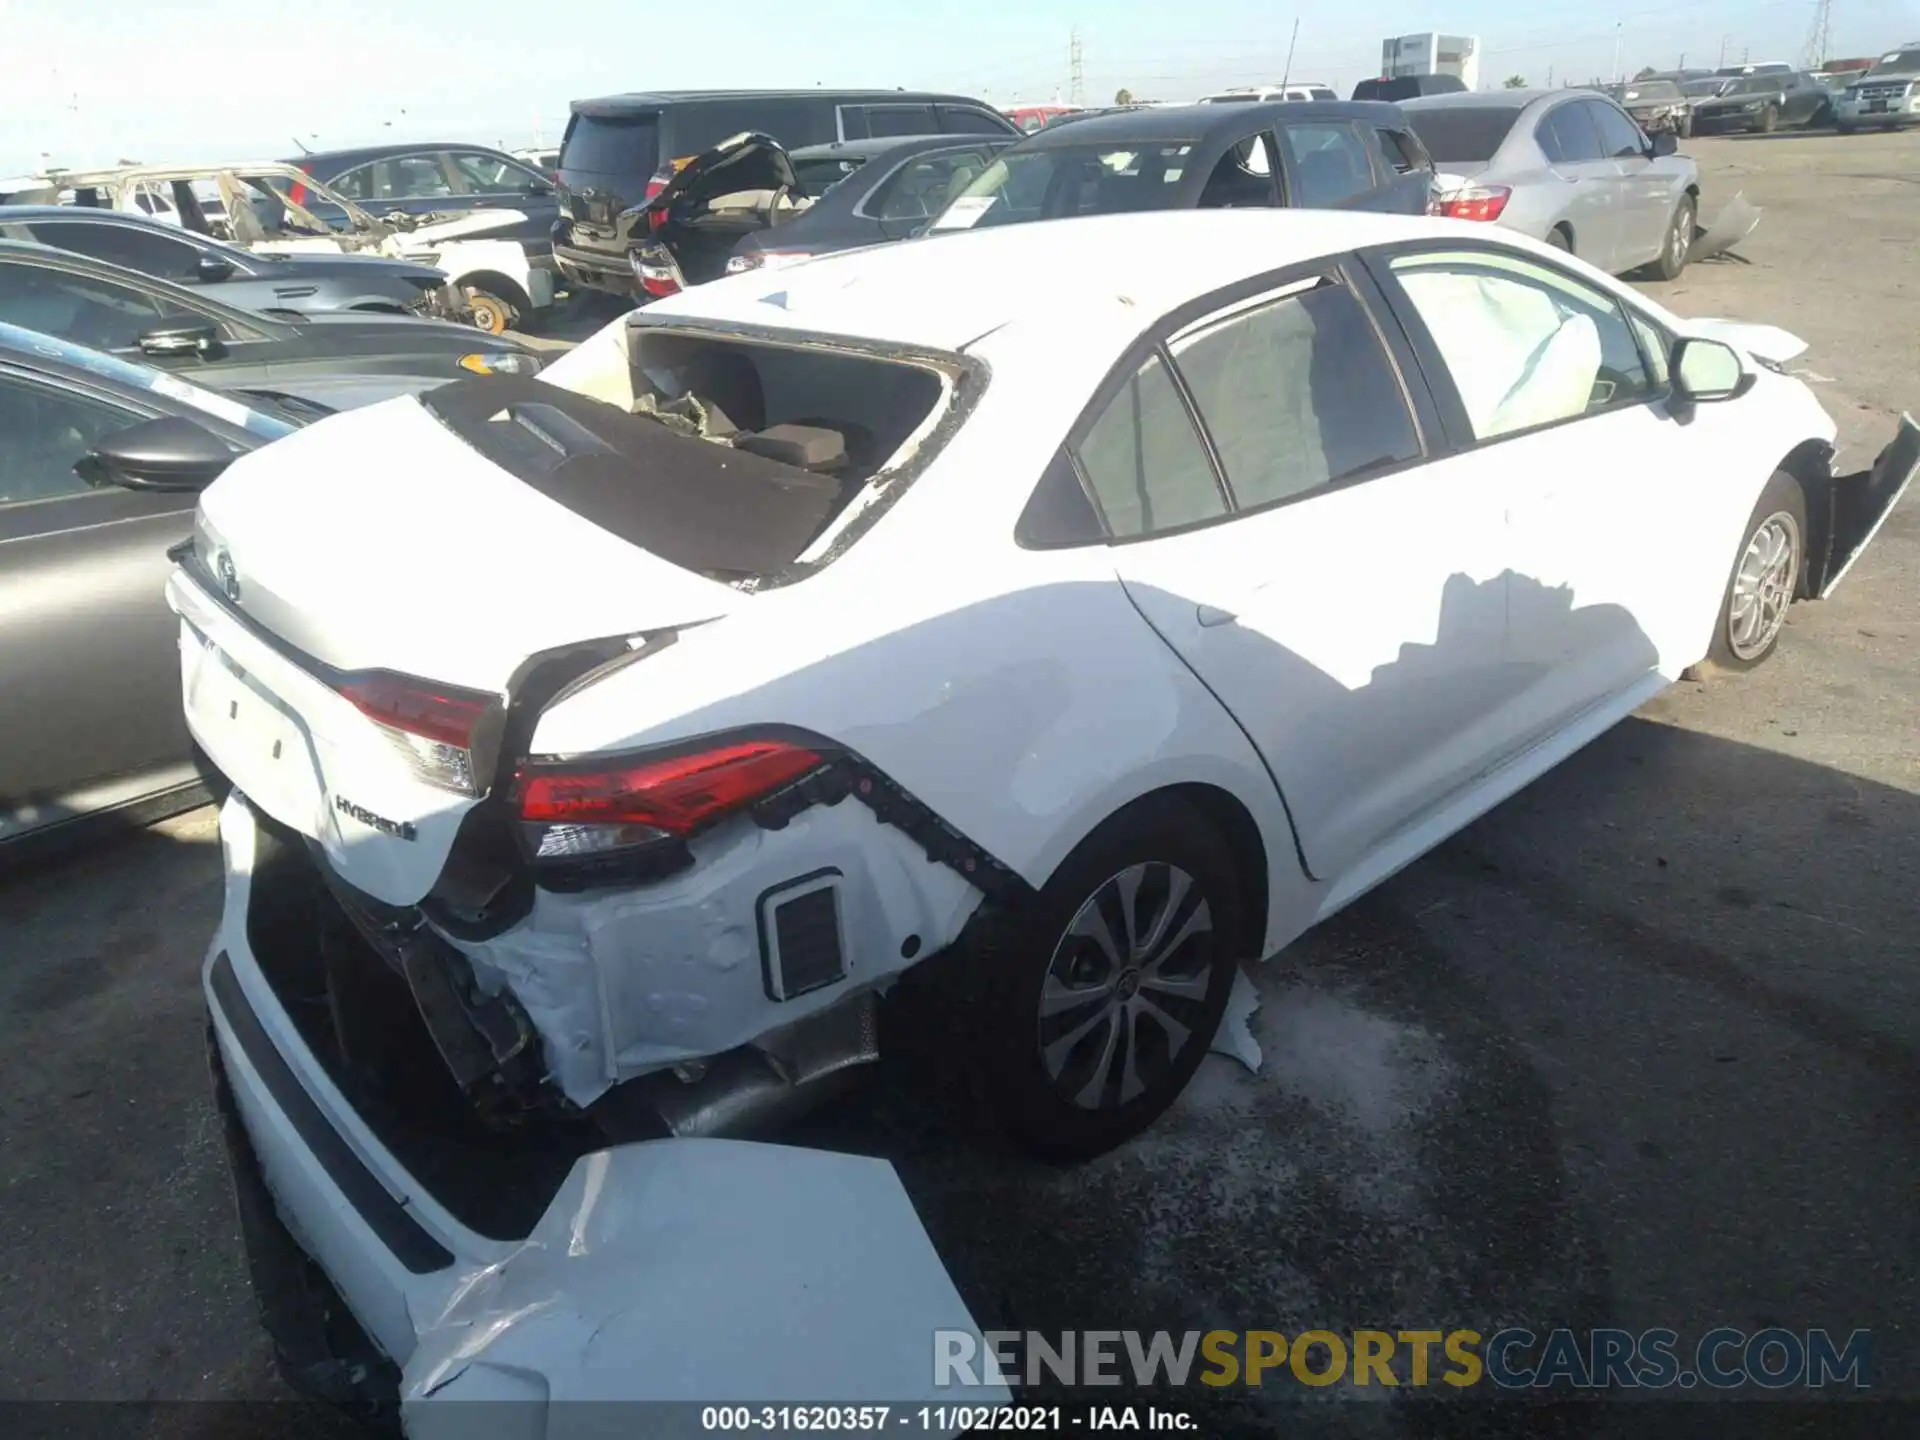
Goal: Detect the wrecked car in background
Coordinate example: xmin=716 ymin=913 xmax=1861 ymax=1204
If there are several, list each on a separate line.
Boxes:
xmin=0 ymin=203 xmax=455 ymax=320
xmin=15 ymin=163 xmax=555 ymax=334
xmin=174 ymin=207 xmax=1916 ymax=1423
xmin=1406 ymin=89 xmax=1702 ymax=278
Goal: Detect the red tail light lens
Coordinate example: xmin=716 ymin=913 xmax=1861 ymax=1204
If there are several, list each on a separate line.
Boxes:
xmin=1431 ymin=184 xmax=1512 ymax=222
xmin=333 ymin=671 xmax=502 ymax=797
xmin=643 ymin=170 xmax=671 ymax=232
xmin=517 ymin=738 xmax=823 ymax=838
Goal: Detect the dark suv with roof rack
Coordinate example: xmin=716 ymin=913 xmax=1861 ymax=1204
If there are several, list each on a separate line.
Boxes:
xmin=552 ymin=89 xmax=1016 ymax=298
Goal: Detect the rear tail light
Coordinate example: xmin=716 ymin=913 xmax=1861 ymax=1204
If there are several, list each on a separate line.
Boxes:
xmin=334 ymin=671 xmax=504 ymax=797
xmin=514 ymin=737 xmax=824 ymax=870
xmin=631 ymin=242 xmax=684 ymax=298
xmin=643 ymin=169 xmax=672 ymax=232
xmin=1430 ymin=184 xmax=1512 ymax=222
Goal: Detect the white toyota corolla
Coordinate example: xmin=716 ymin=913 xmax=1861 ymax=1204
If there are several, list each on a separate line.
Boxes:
xmin=171 ymin=209 xmax=1914 ymax=1415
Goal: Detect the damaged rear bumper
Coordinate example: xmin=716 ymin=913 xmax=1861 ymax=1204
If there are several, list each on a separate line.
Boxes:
xmin=206 ymin=794 xmax=1005 ymax=1432
xmin=554 ymin=241 xmax=640 ymax=298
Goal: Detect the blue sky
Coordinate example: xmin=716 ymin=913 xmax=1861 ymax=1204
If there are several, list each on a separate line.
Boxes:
xmin=3 ymin=0 xmax=1916 ymax=173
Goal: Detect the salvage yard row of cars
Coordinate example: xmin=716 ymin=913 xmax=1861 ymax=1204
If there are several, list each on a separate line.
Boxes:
xmin=5 ymin=76 xmax=1920 ymax=1433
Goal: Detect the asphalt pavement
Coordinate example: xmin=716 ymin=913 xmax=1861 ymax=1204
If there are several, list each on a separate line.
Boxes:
xmin=0 ymin=131 xmax=1914 ymax=1436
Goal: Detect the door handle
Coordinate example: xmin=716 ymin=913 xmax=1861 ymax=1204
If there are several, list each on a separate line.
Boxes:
xmin=1196 ymin=604 xmax=1238 ymax=628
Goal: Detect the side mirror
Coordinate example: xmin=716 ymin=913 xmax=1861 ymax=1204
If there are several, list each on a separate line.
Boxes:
xmin=194 ymin=254 xmax=235 ymax=283
xmin=1670 ymin=337 xmax=1754 ymax=404
xmin=138 ymin=322 xmax=219 ymax=357
xmin=73 ymin=416 xmax=237 ymax=493
xmin=1651 ymin=129 xmax=1679 ymax=157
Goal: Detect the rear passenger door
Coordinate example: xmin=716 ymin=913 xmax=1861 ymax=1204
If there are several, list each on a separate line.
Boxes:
xmin=1276 ymin=121 xmax=1383 ymax=210
xmin=1534 ymin=100 xmax=1622 ymax=268
xmin=446 ymin=149 xmax=559 ymax=241
xmin=1589 ymin=100 xmax=1666 ymax=266
xmin=1088 ymin=264 xmax=1522 ymax=888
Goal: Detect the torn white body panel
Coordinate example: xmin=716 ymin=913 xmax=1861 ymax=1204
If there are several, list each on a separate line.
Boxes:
xmin=450 ymin=799 xmax=979 ymax=1106
xmin=400 ymin=1140 xmax=1008 ymax=1437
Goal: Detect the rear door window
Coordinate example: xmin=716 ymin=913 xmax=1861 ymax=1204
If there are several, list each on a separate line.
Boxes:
xmin=859 ymin=105 xmax=940 ymax=138
xmin=1280 ymin=122 xmax=1375 ymax=206
xmin=1169 ymin=279 xmax=1420 ymax=509
xmin=937 ymin=105 xmax=1014 ymax=136
xmin=672 ymin=101 xmax=823 ymax=155
xmin=1373 ymin=127 xmax=1429 ymax=174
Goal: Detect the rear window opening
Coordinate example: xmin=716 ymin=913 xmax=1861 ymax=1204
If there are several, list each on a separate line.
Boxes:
xmin=420 ymin=329 xmax=953 ymax=584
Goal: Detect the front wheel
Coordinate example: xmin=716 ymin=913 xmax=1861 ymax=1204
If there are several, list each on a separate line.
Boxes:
xmin=965 ymin=798 xmax=1246 ymax=1159
xmin=1652 ymin=194 xmax=1695 ymax=280
xmin=1755 ymin=104 xmax=1779 ymax=134
xmin=462 ymin=287 xmax=517 ymax=335
xmin=1703 ymin=471 xmax=1807 ymax=673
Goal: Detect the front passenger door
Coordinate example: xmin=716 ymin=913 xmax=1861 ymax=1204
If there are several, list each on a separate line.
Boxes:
xmin=1095 ymin=268 xmax=1519 ymax=890
xmin=0 ymin=374 xmax=194 ymax=835
xmin=1534 ymin=102 xmax=1621 ymax=267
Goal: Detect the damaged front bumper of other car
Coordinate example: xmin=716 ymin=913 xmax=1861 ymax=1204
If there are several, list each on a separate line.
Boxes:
xmin=207 ymin=794 xmax=1008 ymax=1431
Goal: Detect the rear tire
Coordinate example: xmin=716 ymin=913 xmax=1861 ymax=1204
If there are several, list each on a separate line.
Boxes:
xmin=1545 ymin=226 xmax=1572 ymax=253
xmin=1701 ymin=471 xmax=1807 ymax=674
xmin=961 ymin=798 xmax=1245 ymax=1160
xmin=1754 ymin=104 xmax=1779 ymax=134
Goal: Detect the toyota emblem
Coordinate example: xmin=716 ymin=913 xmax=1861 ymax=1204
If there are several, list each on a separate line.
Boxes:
xmin=214 ymin=549 xmax=240 ymax=604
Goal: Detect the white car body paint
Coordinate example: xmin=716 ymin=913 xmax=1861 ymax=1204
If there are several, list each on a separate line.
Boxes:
xmin=179 ymin=207 xmax=1841 ymax=1124
xmin=253 ymin=207 xmax=556 ymax=314
xmin=207 ymin=801 xmax=1000 ymax=1430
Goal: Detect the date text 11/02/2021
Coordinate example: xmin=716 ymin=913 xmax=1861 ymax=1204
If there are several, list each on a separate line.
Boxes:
xmin=700 ymin=1406 xmax=1194 ymax=1431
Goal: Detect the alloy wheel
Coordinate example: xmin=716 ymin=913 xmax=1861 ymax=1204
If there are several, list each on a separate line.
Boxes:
xmin=1727 ymin=511 xmax=1800 ymax=660
xmin=1036 ymin=862 xmax=1217 ymax=1110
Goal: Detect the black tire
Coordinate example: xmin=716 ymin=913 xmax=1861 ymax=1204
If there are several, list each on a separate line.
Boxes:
xmin=1652 ymin=194 xmax=1696 ymax=280
xmin=1702 ymin=471 xmax=1807 ymax=674
xmin=1544 ymin=226 xmax=1572 ymax=253
xmin=963 ymin=797 xmax=1245 ymax=1159
xmin=1754 ymin=104 xmax=1778 ymax=135
xmin=462 ymin=288 xmax=516 ymax=335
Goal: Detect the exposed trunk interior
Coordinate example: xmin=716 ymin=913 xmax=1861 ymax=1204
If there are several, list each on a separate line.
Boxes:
xmin=422 ymin=334 xmax=945 ymax=581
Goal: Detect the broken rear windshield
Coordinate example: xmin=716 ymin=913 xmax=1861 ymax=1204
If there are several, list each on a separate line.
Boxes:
xmin=1403 ymin=108 xmax=1520 ymax=163
xmin=419 ymin=333 xmax=949 ymax=582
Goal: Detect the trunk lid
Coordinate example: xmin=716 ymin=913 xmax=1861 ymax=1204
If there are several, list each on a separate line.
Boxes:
xmin=169 ymin=390 xmax=747 ymax=904
xmin=636 ymin=132 xmax=798 ymax=229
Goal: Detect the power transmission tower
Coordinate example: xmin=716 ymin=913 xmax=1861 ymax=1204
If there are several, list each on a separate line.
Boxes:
xmin=1069 ymin=26 xmax=1085 ymax=106
xmin=1803 ymin=0 xmax=1833 ymax=69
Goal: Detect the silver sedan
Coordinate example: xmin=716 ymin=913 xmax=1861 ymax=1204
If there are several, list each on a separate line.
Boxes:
xmin=1403 ymin=89 xmax=1701 ymax=278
